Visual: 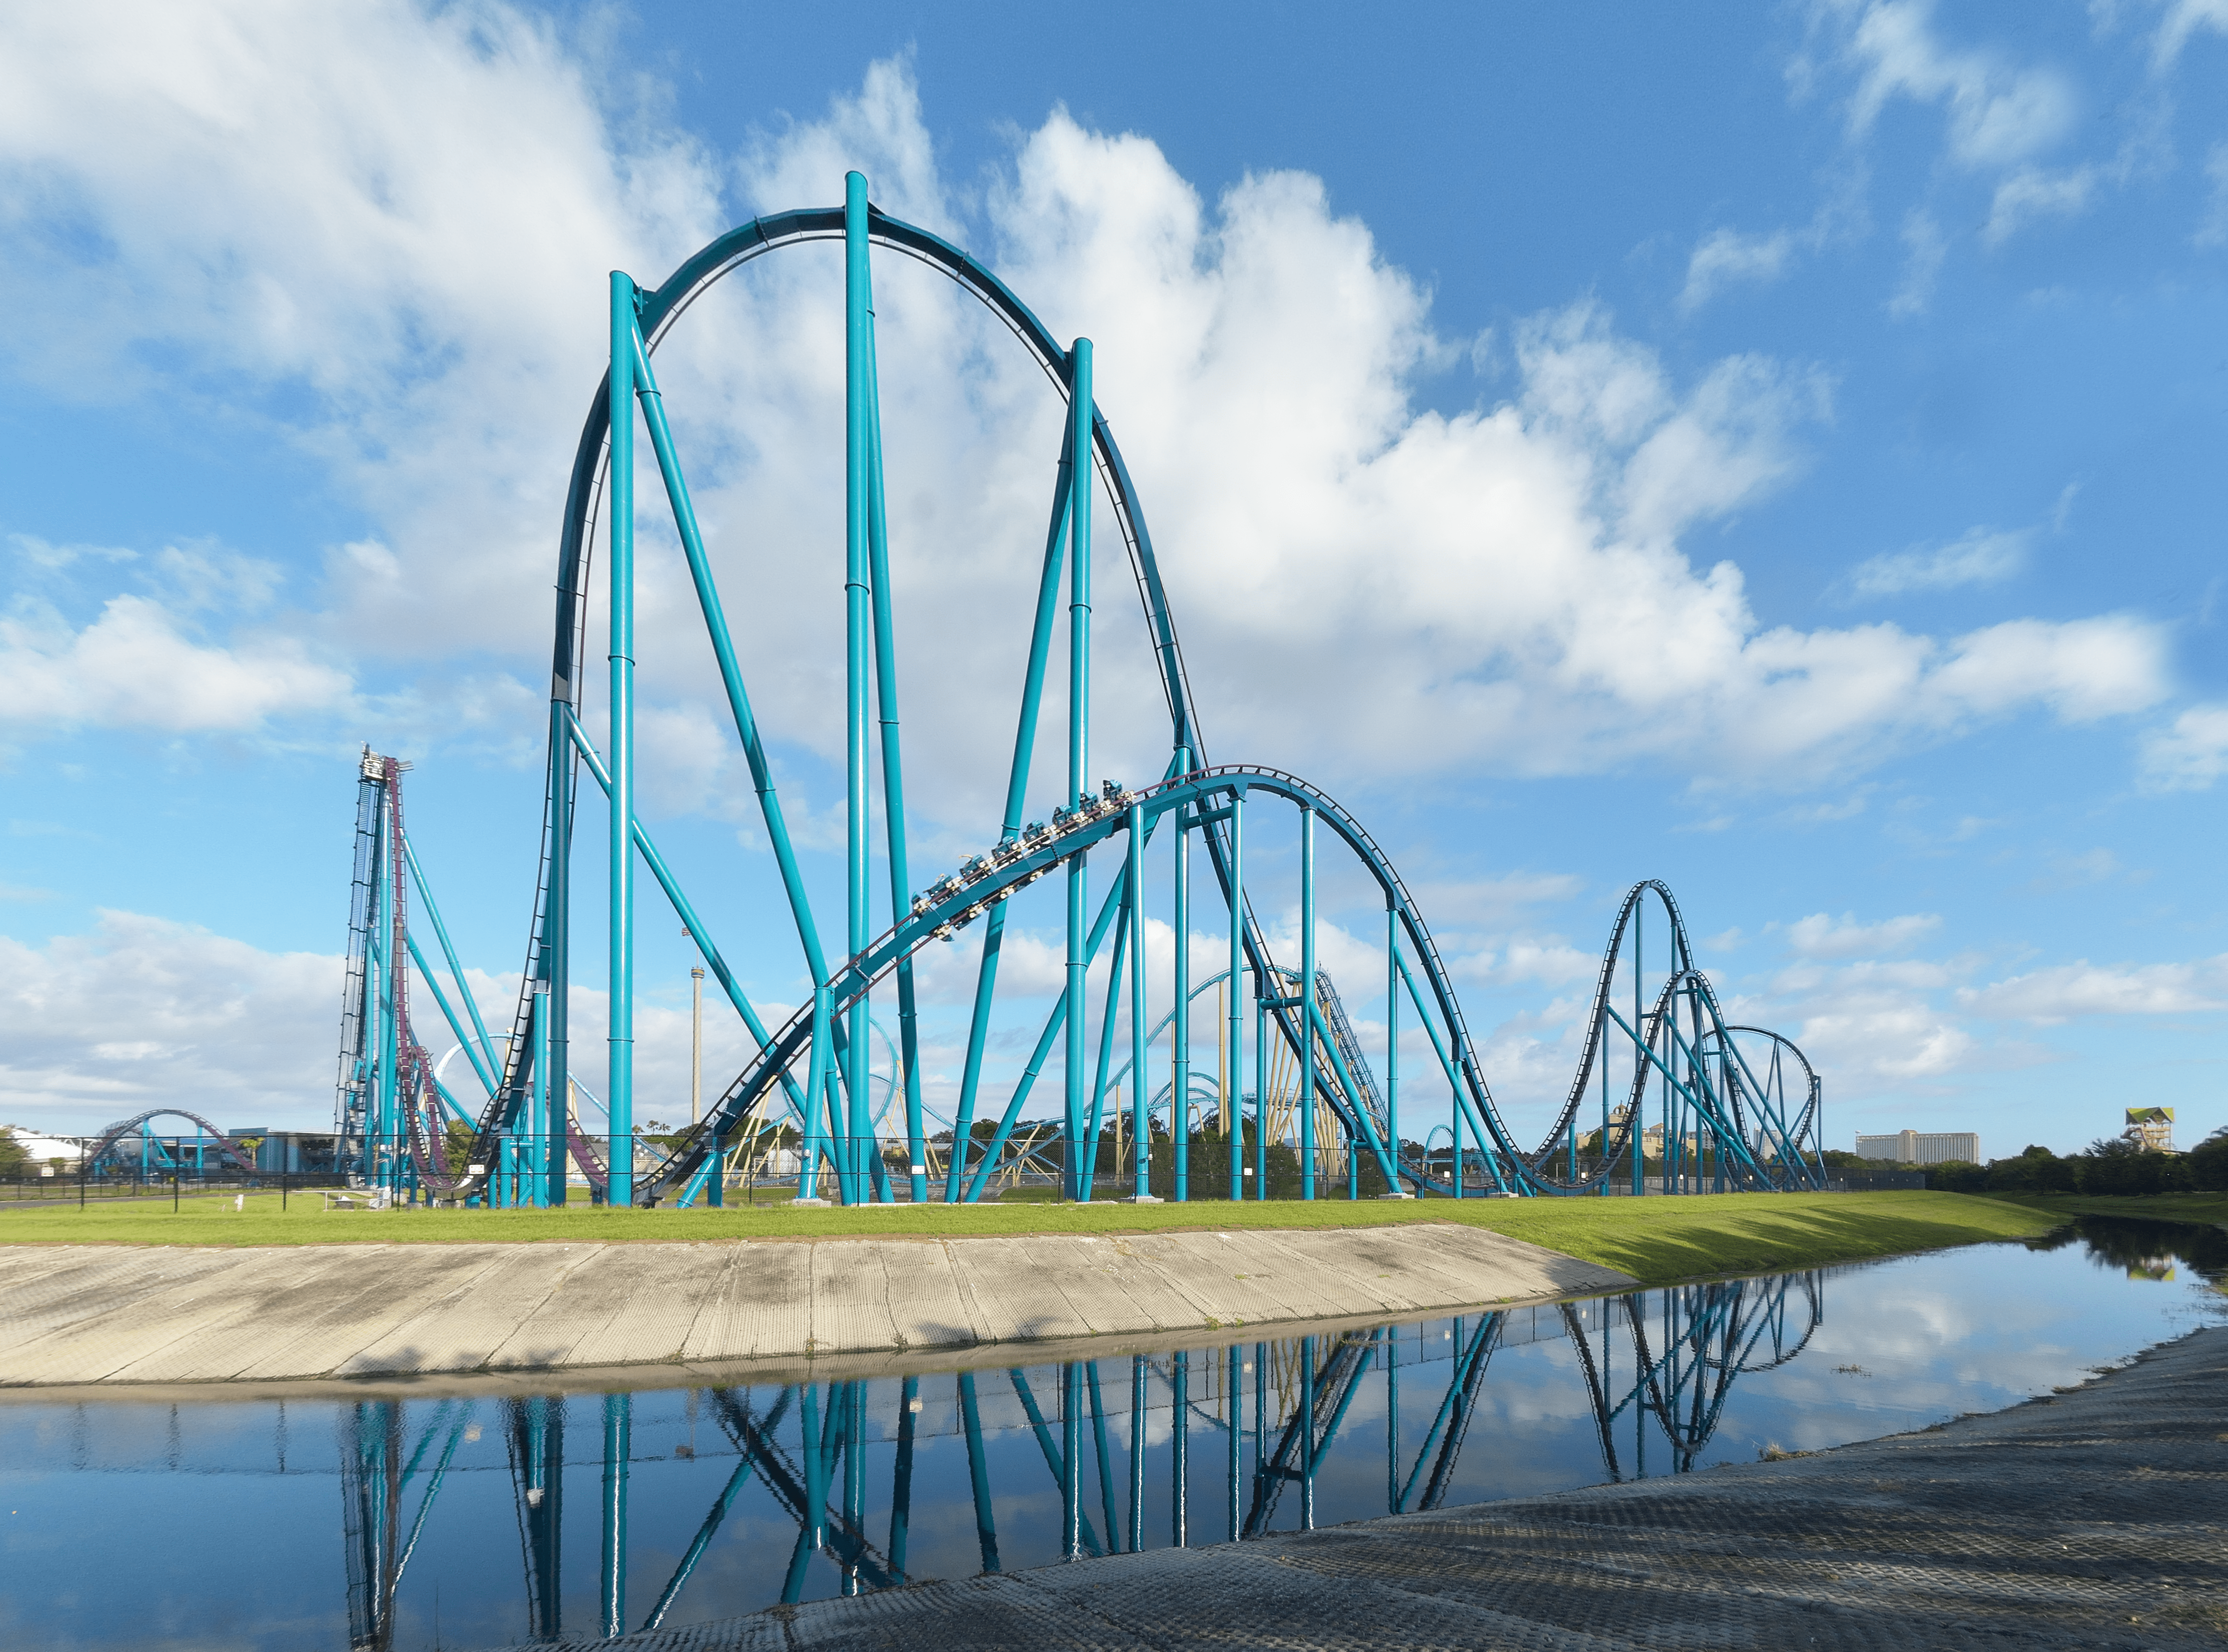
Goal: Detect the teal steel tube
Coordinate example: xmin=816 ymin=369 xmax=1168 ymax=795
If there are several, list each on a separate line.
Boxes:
xmin=946 ymin=425 xmax=1073 ymax=1200
xmin=626 ymin=337 xmax=827 ymax=989
xmin=606 ymin=268 xmax=637 ymax=1208
xmin=600 ymin=1391 xmax=630 ymax=1635
xmin=1227 ymin=789 xmax=1244 ymax=1203
xmin=543 ymin=698 xmax=572 ymax=1209
xmin=845 ymin=172 xmax=874 ymax=1206
xmin=403 ymin=836 xmax=499 ymax=1087
xmin=564 ymin=709 xmax=803 ymax=1120
xmin=1082 ymin=902 xmax=1129 ymax=1201
xmin=1062 ymin=1361 xmax=1081 ymax=1556
xmin=1387 ymin=901 xmax=1400 ymax=1191
xmin=962 ymin=862 xmax=1130 ymax=1203
xmin=1253 ymin=989 xmax=1267 ymax=1198
xmin=863 ymin=311 xmax=925 ymax=1204
xmin=404 ymin=933 xmax=496 ymax=1101
xmin=1127 ymin=803 xmax=1149 ymax=1198
xmin=798 ymin=987 xmax=831 ymax=1202
xmin=1226 ymin=1343 xmax=1242 ymax=1540
xmin=531 ymin=983 xmax=550 ymax=1207
xmin=1063 ymin=337 xmax=1094 ymax=1197
xmin=1299 ymin=807 xmax=1316 ymax=1201
xmin=1172 ymin=761 xmax=1190 ymax=1202
xmin=1303 ymin=997 xmax=1402 ymax=1192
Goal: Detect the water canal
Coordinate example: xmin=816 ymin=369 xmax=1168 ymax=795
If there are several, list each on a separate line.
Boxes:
xmin=3 ymin=1216 xmax=2221 ymax=1650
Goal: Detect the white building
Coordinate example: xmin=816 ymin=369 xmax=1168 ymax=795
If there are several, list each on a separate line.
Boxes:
xmin=1855 ymin=1129 xmax=1979 ymax=1166
xmin=2 ymin=1127 xmax=85 ymax=1172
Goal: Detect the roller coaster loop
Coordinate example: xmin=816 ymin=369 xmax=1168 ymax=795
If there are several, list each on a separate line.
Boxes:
xmin=341 ymin=170 xmax=1825 ymax=1206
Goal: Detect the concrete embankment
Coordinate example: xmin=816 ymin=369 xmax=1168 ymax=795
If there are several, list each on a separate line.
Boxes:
xmin=0 ymin=1221 xmax=1631 ymax=1391
xmin=534 ymin=1326 xmax=2228 ymax=1652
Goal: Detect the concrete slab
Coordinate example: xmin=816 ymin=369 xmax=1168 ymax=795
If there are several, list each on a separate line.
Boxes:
xmin=2 ymin=1252 xmax=279 ymax=1383
xmin=560 ymin=1246 xmax=725 ymax=1370
xmin=103 ymin=1248 xmax=373 ymax=1381
xmin=809 ymin=1238 xmax=895 ymax=1353
xmin=878 ymin=1241 xmax=975 ymax=1352
xmin=335 ymin=1246 xmax=591 ymax=1377
xmin=229 ymin=1244 xmax=527 ymax=1381
xmin=944 ymin=1236 xmax=1086 ymax=1343
xmin=680 ymin=1241 xmax=813 ymax=1362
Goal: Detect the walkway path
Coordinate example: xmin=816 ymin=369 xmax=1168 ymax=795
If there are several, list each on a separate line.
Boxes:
xmin=0 ymin=1222 xmax=1630 ymax=1389
xmin=539 ymin=1324 xmax=2228 ymax=1652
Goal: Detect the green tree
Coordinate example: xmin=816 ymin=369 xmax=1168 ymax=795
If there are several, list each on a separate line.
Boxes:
xmin=0 ymin=1127 xmax=28 ymax=1179
xmin=2184 ymin=1125 xmax=2228 ymax=1192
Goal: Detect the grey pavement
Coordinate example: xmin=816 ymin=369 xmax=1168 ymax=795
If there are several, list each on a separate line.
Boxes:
xmin=529 ymin=1324 xmax=2228 ymax=1652
xmin=0 ymin=1221 xmax=1632 ymax=1389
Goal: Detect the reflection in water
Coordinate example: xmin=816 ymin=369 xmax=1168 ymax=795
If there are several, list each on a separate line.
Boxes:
xmin=328 ymin=1271 xmax=1821 ymax=1648
xmin=5 ymin=1218 xmax=2219 ymax=1652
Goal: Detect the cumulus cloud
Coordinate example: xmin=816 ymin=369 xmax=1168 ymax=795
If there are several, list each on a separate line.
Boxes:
xmin=0 ymin=10 xmax=2177 ymax=812
xmin=0 ymin=911 xmax=345 ymax=1128
xmin=1958 ymin=957 xmax=2228 ymax=1023
xmin=1838 ymin=1 xmax=2076 ymax=170
xmin=2140 ymin=702 xmax=2228 ymax=790
xmin=1783 ymin=910 xmax=1942 ymax=959
xmin=1843 ymin=526 xmax=2028 ymax=598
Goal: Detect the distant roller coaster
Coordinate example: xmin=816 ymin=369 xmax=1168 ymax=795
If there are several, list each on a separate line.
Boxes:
xmin=334 ymin=171 xmax=1824 ymax=1207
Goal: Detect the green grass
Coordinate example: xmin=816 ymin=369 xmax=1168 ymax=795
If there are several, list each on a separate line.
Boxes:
xmin=0 ymin=1188 xmax=2059 ymax=1286
xmin=1997 ymin=1192 xmax=2228 ymax=1225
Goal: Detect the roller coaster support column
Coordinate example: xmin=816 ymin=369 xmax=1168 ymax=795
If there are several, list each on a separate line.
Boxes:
xmin=1300 ymin=805 xmax=1317 ymax=1200
xmin=844 ymin=173 xmax=874 ymax=1205
xmin=1127 ymin=800 xmax=1152 ymax=1200
xmin=859 ymin=216 xmax=925 ymax=1205
xmin=1387 ymin=899 xmax=1404 ymax=1194
xmin=543 ymin=694 xmax=572 ymax=1205
xmin=606 ymin=268 xmax=638 ymax=1208
xmin=1063 ymin=336 xmax=1093 ymax=1200
xmin=1173 ymin=751 xmax=1191 ymax=1201
xmin=532 ymin=982 xmax=552 ymax=1208
xmin=1227 ymin=787 xmax=1245 ymax=1201
xmin=946 ymin=423 xmax=1074 ymax=1203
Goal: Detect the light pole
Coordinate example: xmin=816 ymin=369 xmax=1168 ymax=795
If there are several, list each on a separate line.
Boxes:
xmin=690 ymin=964 xmax=705 ymax=1127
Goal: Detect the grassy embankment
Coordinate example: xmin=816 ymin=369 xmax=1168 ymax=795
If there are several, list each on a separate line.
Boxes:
xmin=1998 ymin=1192 xmax=2228 ymax=1225
xmin=0 ymin=1189 xmax=2059 ymax=1287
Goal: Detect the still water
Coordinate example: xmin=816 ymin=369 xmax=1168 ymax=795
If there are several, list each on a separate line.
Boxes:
xmin=3 ymin=1217 xmax=2221 ymax=1650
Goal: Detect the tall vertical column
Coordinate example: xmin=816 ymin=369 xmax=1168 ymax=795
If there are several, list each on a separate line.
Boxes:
xmin=1227 ymin=789 xmax=1244 ymax=1202
xmin=1298 ymin=805 xmax=1317 ymax=1201
xmin=1172 ymin=762 xmax=1190 ymax=1201
xmin=1127 ymin=802 xmax=1153 ymax=1201
xmin=1063 ymin=338 xmax=1094 ymax=1199
xmin=531 ymin=981 xmax=551 ymax=1208
xmin=606 ymin=269 xmax=638 ymax=1208
xmin=1386 ymin=901 xmax=1401 ymax=1196
xmin=843 ymin=171 xmax=874 ymax=1204
xmin=544 ymin=699 xmax=571 ymax=1208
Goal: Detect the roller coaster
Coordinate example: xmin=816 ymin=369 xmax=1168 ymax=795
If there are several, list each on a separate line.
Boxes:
xmin=335 ymin=171 xmax=1825 ymax=1206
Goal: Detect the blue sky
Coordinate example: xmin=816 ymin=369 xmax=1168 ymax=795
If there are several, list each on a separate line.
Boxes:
xmin=1 ymin=0 xmax=2224 ymax=1158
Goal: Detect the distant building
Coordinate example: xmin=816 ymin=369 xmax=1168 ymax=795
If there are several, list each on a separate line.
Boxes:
xmin=2123 ymin=1107 xmax=2174 ymax=1152
xmin=1854 ymin=1129 xmax=1978 ymax=1166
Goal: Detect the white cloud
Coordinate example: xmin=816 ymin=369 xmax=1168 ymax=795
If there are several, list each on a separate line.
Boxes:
xmin=2150 ymin=0 xmax=2228 ymax=69
xmin=0 ymin=911 xmax=344 ymax=1128
xmin=1845 ymin=526 xmax=2029 ymax=597
xmin=0 ymin=593 xmax=349 ymax=733
xmin=1783 ymin=910 xmax=1941 ymax=959
xmin=2197 ymin=142 xmax=2228 ymax=246
xmin=1888 ymin=208 xmax=1947 ymax=317
xmin=2140 ymin=702 xmax=2228 ymax=790
xmin=1958 ymin=956 xmax=2228 ymax=1023
xmin=1679 ymin=225 xmax=1802 ymax=312
xmin=1840 ymin=1 xmax=2077 ymax=169
xmin=0 ymin=13 xmax=2176 ymax=812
